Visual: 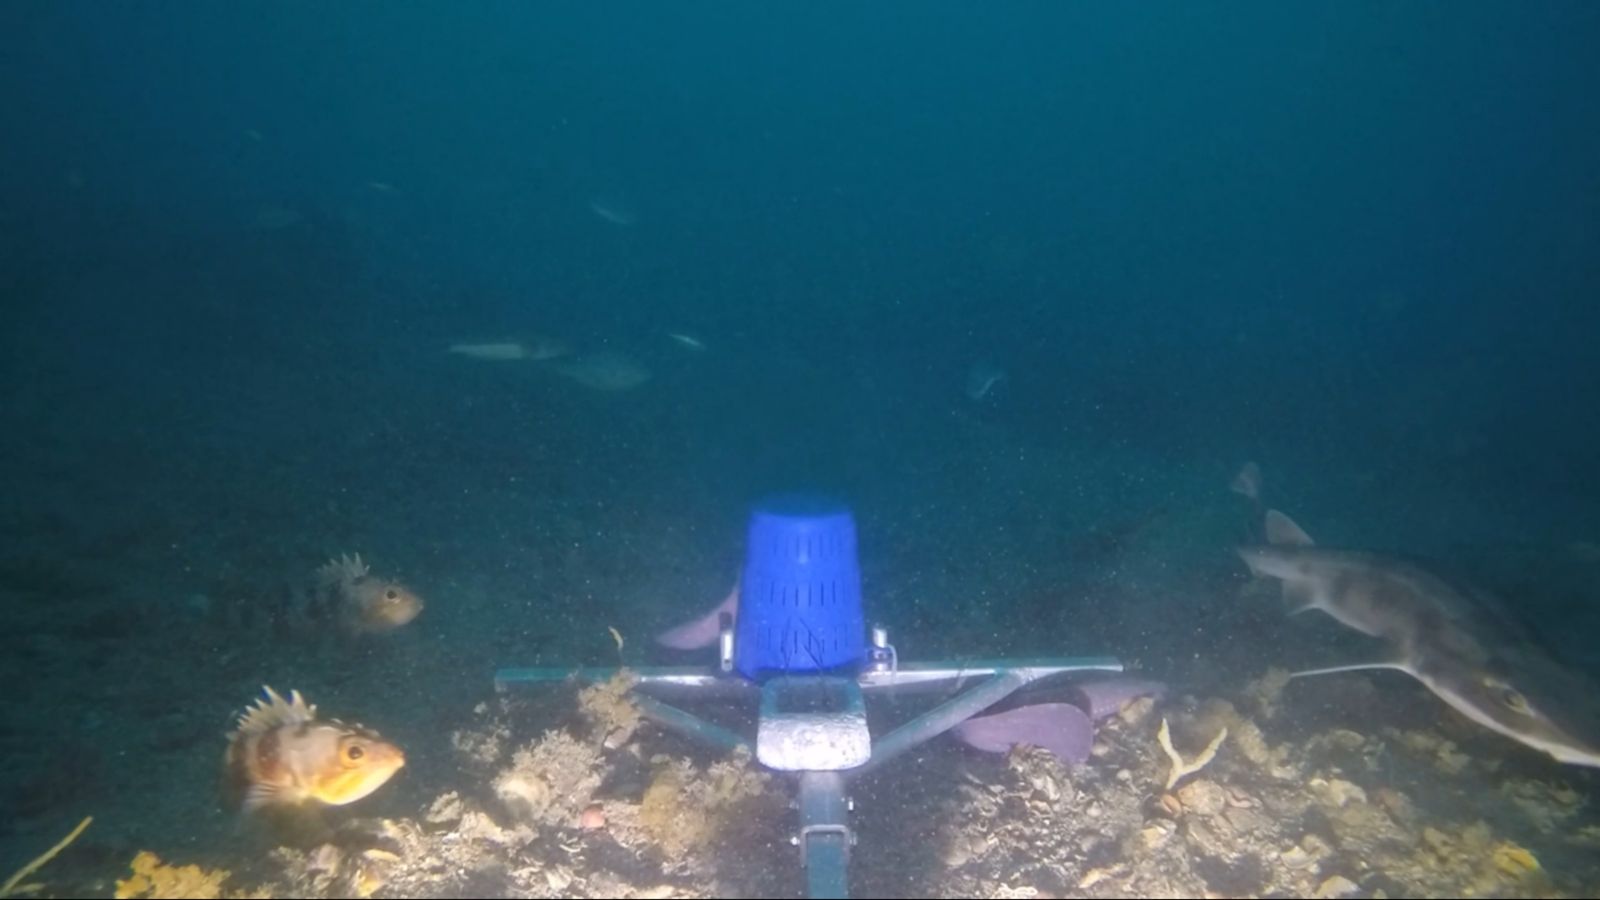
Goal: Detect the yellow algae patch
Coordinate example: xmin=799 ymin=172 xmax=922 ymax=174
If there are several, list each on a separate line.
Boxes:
xmin=114 ymin=851 xmax=233 ymax=900
xmin=1491 ymin=841 xmax=1540 ymax=876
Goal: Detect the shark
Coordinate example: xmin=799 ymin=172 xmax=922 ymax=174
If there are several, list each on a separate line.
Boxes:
xmin=1238 ymin=509 xmax=1600 ymax=768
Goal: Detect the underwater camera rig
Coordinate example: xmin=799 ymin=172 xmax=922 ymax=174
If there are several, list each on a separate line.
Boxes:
xmin=495 ymin=495 xmax=1121 ymax=899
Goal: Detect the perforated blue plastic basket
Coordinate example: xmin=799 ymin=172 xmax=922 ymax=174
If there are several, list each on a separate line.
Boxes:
xmin=734 ymin=495 xmax=867 ymax=681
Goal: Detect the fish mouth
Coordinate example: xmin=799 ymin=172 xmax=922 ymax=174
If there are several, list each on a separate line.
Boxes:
xmin=319 ymin=746 xmax=406 ymax=805
xmin=364 ymin=586 xmax=424 ymax=630
xmin=387 ymin=598 xmax=423 ymax=626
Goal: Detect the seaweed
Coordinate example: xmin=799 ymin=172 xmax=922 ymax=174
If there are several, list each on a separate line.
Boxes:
xmin=0 ymin=815 xmax=91 ymax=899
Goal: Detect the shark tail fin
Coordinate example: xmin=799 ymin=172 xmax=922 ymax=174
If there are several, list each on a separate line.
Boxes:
xmin=1291 ymin=660 xmax=1412 ymax=679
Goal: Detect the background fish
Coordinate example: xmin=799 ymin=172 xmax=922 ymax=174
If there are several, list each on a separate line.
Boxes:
xmin=553 ymin=351 xmax=652 ymax=391
xmin=312 ymin=553 xmax=425 ymax=634
xmin=447 ymin=336 xmax=570 ymax=362
xmin=964 ymin=361 xmax=1008 ymax=401
xmin=447 ymin=341 xmax=529 ymax=361
xmin=666 ymin=332 xmax=707 ymax=351
xmin=222 ymin=687 xmax=405 ymax=814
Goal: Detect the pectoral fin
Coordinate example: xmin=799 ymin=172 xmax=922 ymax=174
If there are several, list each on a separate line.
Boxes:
xmin=243 ymin=782 xmax=285 ymax=814
xmin=1283 ymin=582 xmax=1322 ymax=616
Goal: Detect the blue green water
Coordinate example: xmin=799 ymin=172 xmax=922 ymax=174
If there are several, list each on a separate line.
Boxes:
xmin=3 ymin=3 xmax=1599 ymax=897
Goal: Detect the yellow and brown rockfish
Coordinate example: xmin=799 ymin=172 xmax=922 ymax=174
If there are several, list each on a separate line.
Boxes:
xmin=312 ymin=553 xmax=425 ymax=634
xmin=222 ymin=686 xmax=405 ymax=814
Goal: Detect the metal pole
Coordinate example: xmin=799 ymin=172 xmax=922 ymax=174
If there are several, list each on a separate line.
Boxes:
xmin=852 ymin=668 xmax=1028 ymax=779
xmin=631 ymin=693 xmax=751 ymax=755
xmin=797 ymin=771 xmax=851 ymax=900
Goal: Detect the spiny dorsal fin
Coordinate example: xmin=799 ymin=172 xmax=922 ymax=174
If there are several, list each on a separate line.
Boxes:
xmin=316 ymin=552 xmax=370 ymax=588
xmin=1265 ymin=509 xmax=1315 ymax=547
xmin=232 ymin=685 xmax=317 ymax=737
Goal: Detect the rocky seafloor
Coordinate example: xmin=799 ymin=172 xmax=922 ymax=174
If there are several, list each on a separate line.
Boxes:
xmin=15 ymin=655 xmax=1600 ymax=900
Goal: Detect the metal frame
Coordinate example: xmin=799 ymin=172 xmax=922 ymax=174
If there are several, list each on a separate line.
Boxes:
xmin=496 ymin=626 xmax=1119 ymax=899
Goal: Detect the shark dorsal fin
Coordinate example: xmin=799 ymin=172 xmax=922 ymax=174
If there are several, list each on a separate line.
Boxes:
xmin=1265 ymin=509 xmax=1315 ymax=547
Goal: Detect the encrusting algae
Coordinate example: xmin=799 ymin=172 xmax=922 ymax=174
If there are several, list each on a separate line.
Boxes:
xmin=492 ymin=729 xmax=603 ymax=828
xmin=637 ymin=747 xmax=778 ymax=859
xmin=112 ymin=850 xmax=275 ymax=900
xmin=113 ymin=852 xmax=234 ymax=900
xmin=577 ymin=669 xmax=643 ymax=750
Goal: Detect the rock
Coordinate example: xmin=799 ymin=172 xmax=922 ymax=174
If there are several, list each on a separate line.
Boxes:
xmin=1314 ymin=875 xmax=1361 ymax=898
xmin=1176 ymin=778 xmax=1228 ymax=817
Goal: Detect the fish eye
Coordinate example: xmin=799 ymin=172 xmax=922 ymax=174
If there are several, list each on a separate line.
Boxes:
xmin=346 ymin=744 xmax=366 ymax=761
xmin=385 ymin=588 xmax=399 ymax=601
xmin=1490 ymin=683 xmax=1531 ymax=714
